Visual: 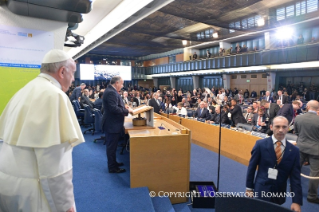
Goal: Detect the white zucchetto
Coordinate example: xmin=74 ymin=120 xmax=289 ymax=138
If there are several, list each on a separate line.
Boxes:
xmin=42 ymin=49 xmax=72 ymax=63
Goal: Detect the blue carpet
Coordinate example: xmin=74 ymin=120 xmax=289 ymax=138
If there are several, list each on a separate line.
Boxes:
xmin=73 ymin=129 xmax=318 ymax=212
xmin=152 ymin=197 xmax=175 ymax=212
xmin=72 ymin=130 xmax=155 ymax=212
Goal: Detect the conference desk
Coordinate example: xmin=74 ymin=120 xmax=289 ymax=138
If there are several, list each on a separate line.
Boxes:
xmin=167 ymin=116 xmax=259 ymax=166
xmin=124 ymin=113 xmax=191 ymax=204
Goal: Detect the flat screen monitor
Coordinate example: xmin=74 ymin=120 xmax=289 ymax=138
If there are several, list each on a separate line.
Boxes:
xmin=80 ymin=64 xmax=132 ymax=81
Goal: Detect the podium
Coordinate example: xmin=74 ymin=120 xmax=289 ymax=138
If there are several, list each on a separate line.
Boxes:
xmin=126 ymin=113 xmax=191 ymax=204
xmin=130 ymin=105 xmax=154 ymax=127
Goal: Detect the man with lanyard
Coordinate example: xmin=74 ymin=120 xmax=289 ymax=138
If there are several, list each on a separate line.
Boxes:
xmin=246 ymin=116 xmax=302 ymax=211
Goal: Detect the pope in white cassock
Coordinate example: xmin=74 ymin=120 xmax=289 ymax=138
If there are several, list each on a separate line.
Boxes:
xmin=0 ymin=49 xmax=84 ymax=212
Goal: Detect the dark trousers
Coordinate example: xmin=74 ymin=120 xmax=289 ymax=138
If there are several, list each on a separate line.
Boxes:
xmin=300 ymin=152 xmax=319 ymax=199
xmin=105 ymin=132 xmax=120 ymax=171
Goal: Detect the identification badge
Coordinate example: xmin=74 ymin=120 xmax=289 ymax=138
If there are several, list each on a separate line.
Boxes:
xmin=268 ymin=168 xmax=278 ymax=180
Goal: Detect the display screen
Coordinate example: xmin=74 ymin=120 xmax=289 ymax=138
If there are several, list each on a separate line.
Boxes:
xmin=80 ymin=64 xmax=132 ymax=81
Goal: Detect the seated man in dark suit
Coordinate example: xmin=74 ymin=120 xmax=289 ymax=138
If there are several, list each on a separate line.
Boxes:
xmin=243 ymin=106 xmax=254 ymax=124
xmin=132 ymin=92 xmax=141 ymax=107
xmin=194 ymin=102 xmax=210 ymax=120
xmin=93 ymin=92 xmax=103 ymax=110
xmin=80 ymin=89 xmax=94 ymax=109
xmin=209 ymin=105 xmax=229 ymax=124
xmin=252 ymin=109 xmax=268 ymax=133
xmin=260 ymin=100 xmax=280 ymax=135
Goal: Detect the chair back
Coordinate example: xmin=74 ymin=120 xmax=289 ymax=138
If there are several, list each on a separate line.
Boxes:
xmin=286 ymin=133 xmax=298 ymax=142
xmin=83 ymin=104 xmax=94 ymax=124
xmin=236 ymin=123 xmax=253 ymax=131
xmin=93 ymin=109 xmax=103 ymax=132
xmin=72 ymin=100 xmax=84 ymax=117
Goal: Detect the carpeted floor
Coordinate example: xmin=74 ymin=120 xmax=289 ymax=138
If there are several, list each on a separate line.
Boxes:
xmin=72 ymin=130 xmax=319 ymax=211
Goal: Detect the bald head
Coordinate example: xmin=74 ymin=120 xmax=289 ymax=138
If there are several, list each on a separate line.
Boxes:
xmin=307 ymin=100 xmax=319 ymax=111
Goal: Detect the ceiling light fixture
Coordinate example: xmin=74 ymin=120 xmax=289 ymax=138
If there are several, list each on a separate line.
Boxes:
xmin=182 ymin=40 xmax=188 ymax=45
xmin=212 ymin=32 xmax=218 ymax=38
xmin=257 ymin=18 xmax=265 ymax=27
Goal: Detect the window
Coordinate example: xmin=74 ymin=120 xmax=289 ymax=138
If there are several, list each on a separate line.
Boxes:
xmin=248 ymin=16 xmax=255 ymax=28
xmin=286 ymin=5 xmax=295 ymax=18
xmin=229 ymin=22 xmax=235 ymax=33
xmin=235 ymin=21 xmax=241 ymax=29
xmin=254 ymin=15 xmax=261 ymax=26
xmin=307 ymin=0 xmax=318 ymax=13
xmin=231 ymin=75 xmax=237 ymax=79
xmin=196 ymin=28 xmax=214 ymax=40
xmin=276 ymin=7 xmax=285 ymax=21
xmin=241 ymin=75 xmax=247 ymax=79
xmin=276 ymin=0 xmax=318 ymax=21
xmin=262 ymin=74 xmax=267 ymax=78
xmin=251 ymin=75 xmax=258 ymax=78
xmin=296 ymin=1 xmax=306 ymax=16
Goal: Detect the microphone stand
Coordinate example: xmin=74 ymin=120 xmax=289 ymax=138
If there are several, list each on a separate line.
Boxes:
xmin=217 ymin=105 xmax=222 ymax=191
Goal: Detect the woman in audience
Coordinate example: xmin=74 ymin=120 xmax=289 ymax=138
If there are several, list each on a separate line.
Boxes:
xmin=187 ymin=96 xmax=193 ymax=108
xmin=173 ymin=102 xmax=187 ymax=116
xmin=177 ymin=90 xmax=183 ymax=103
xmin=171 ymin=96 xmax=177 ymax=106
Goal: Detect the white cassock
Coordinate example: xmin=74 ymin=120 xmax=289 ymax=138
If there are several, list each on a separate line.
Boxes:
xmin=0 ymin=73 xmax=84 ymax=212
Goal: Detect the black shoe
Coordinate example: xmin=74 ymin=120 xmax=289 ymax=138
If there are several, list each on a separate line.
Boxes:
xmin=117 ymin=162 xmax=124 ymax=167
xmin=109 ymin=168 xmax=126 ymax=173
xmin=307 ymin=198 xmax=319 ymax=204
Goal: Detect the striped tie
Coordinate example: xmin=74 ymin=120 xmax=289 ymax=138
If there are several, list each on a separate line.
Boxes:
xmin=275 ymin=141 xmax=283 ymax=164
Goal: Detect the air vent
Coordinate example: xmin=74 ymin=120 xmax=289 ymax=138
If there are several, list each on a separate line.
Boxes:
xmin=251 ymin=75 xmax=257 ymax=78
xmin=262 ymin=74 xmax=267 ymax=78
xmin=241 ymin=75 xmax=247 ymax=79
xmin=231 ymin=75 xmax=237 ymax=79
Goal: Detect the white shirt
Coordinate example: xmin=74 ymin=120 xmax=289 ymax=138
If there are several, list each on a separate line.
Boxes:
xmin=173 ymin=106 xmax=187 ymax=116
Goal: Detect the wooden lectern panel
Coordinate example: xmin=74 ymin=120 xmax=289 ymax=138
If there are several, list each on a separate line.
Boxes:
xmin=130 ymin=134 xmax=190 ymax=204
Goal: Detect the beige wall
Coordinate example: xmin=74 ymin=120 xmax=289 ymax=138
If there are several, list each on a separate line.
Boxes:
xmin=230 ymin=73 xmax=267 ymax=96
xmin=138 ymin=80 xmax=154 ymax=88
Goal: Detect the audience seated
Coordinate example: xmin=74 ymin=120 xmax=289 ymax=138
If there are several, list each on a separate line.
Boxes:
xmin=194 ymin=102 xmax=210 ymax=120
xmin=252 ymin=108 xmax=268 ymax=133
xmin=80 ymin=89 xmax=94 ymax=109
xmin=93 ymin=92 xmax=103 ymax=110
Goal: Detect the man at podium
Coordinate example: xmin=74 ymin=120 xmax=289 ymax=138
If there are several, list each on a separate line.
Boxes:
xmin=102 ymin=76 xmax=133 ymax=173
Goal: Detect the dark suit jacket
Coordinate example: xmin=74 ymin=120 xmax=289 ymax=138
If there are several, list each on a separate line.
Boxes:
xmin=267 ymin=103 xmax=280 ymax=125
xmin=246 ymin=137 xmax=302 ymax=205
xmin=94 ymin=98 xmax=103 ymax=110
xmin=149 ymin=98 xmax=160 ymax=114
xmin=277 ymin=95 xmax=288 ymax=104
xmin=132 ymin=97 xmax=141 ymax=107
xmin=210 ymin=111 xmax=229 ymax=124
xmin=229 ymin=105 xmax=247 ymax=126
xmin=277 ymin=103 xmax=294 ymax=123
xmin=70 ymin=87 xmax=82 ymax=101
xmin=80 ymin=95 xmax=94 ymax=109
xmin=251 ymin=91 xmax=257 ymax=98
xmin=295 ymin=112 xmax=319 ymax=155
xmin=194 ymin=107 xmax=210 ymax=120
xmin=263 ymin=96 xmax=274 ymax=103
xmin=101 ymin=85 xmax=128 ymax=133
